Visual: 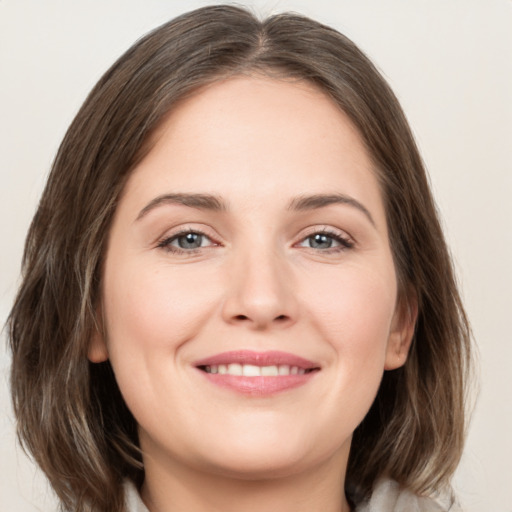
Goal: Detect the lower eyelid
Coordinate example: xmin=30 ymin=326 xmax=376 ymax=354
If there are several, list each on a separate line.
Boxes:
xmin=301 ymin=238 xmax=352 ymax=251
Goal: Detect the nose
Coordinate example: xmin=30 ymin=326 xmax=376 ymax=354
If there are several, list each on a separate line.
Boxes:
xmin=221 ymin=246 xmax=298 ymax=330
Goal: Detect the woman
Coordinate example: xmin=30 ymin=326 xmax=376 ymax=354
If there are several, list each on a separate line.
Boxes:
xmin=8 ymin=5 xmax=472 ymax=511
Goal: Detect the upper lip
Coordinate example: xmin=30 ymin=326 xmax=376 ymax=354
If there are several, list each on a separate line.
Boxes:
xmin=193 ymin=350 xmax=320 ymax=370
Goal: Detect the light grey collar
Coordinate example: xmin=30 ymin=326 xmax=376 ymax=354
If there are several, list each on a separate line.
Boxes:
xmin=124 ymin=481 xmax=150 ymax=512
xmin=123 ymin=478 xmax=459 ymax=512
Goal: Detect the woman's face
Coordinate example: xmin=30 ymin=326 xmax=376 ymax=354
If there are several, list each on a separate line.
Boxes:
xmin=90 ymin=76 xmax=413 ymax=480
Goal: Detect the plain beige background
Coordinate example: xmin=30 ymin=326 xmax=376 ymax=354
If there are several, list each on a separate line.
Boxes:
xmin=1 ymin=1 xmax=511 ymax=510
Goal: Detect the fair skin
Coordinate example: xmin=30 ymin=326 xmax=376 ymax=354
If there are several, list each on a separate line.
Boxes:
xmin=89 ymin=76 xmax=415 ymax=512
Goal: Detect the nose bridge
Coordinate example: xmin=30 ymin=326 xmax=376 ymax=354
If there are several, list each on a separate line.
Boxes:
xmin=222 ymin=236 xmax=297 ymax=329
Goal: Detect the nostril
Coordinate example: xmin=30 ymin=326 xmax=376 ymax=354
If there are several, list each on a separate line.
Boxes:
xmin=228 ymin=313 xmax=292 ymax=326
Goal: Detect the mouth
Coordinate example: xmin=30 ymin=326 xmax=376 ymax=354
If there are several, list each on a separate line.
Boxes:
xmin=193 ymin=350 xmax=320 ymax=395
xmin=199 ymin=364 xmax=317 ymax=376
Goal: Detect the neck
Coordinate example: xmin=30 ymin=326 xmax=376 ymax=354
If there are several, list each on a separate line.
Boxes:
xmin=140 ymin=453 xmax=351 ymax=512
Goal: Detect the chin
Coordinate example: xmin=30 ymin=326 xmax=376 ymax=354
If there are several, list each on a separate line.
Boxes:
xmin=192 ymin=428 xmax=348 ymax=481
xmin=202 ymin=451 xmax=314 ymax=481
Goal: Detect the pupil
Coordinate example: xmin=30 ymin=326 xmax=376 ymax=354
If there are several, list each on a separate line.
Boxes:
xmin=311 ymin=234 xmax=332 ymax=249
xmin=179 ymin=233 xmax=202 ymax=249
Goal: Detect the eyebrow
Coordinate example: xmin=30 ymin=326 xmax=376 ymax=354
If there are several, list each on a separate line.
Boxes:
xmin=136 ymin=193 xmax=227 ymax=220
xmin=136 ymin=192 xmax=375 ymax=226
xmin=287 ymin=193 xmax=375 ymax=226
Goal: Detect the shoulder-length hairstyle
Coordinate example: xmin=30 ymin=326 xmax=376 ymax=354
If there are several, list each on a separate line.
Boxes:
xmin=8 ymin=5 xmax=472 ymax=511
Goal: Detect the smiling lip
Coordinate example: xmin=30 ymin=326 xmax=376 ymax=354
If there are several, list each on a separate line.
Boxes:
xmin=193 ymin=350 xmax=320 ymax=396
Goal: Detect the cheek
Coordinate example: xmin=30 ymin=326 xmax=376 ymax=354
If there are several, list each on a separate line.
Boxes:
xmin=102 ymin=260 xmax=221 ymax=357
xmin=303 ymin=261 xmax=397 ymax=361
xmin=287 ymin=263 xmax=398 ymax=456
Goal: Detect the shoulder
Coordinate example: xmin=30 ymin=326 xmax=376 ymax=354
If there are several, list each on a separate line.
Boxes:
xmin=354 ymin=479 xmax=462 ymax=512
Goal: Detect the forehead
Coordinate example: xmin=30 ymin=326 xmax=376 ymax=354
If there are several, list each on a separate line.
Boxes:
xmin=122 ymin=76 xmax=386 ymax=228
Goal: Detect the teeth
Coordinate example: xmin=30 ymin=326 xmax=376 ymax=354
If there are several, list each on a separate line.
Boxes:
xmin=243 ymin=364 xmax=261 ymax=377
xmin=278 ymin=365 xmax=289 ymax=375
xmin=228 ymin=363 xmax=243 ymax=375
xmin=261 ymin=365 xmax=278 ymax=376
xmin=204 ymin=364 xmax=308 ymax=376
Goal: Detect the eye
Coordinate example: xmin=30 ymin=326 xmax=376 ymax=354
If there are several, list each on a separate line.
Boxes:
xmin=298 ymin=230 xmax=354 ymax=252
xmin=158 ymin=230 xmax=216 ymax=253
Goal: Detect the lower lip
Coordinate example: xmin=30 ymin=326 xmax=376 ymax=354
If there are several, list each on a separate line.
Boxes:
xmin=198 ymin=370 xmax=317 ymax=396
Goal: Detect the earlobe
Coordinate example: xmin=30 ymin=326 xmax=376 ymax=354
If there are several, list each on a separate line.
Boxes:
xmin=384 ymin=293 xmax=418 ymax=371
xmin=88 ymin=310 xmax=109 ymax=363
xmin=88 ymin=328 xmax=109 ymax=362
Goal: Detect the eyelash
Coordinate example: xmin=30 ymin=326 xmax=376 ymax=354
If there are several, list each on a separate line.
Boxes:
xmin=157 ymin=227 xmax=354 ymax=255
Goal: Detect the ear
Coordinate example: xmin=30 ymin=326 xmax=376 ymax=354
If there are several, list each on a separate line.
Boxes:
xmin=384 ymin=292 xmax=418 ymax=370
xmin=87 ymin=308 xmax=109 ymax=363
xmin=88 ymin=331 xmax=109 ymax=363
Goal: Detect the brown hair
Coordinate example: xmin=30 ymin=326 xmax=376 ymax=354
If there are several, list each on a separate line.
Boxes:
xmin=8 ymin=5 xmax=472 ymax=511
